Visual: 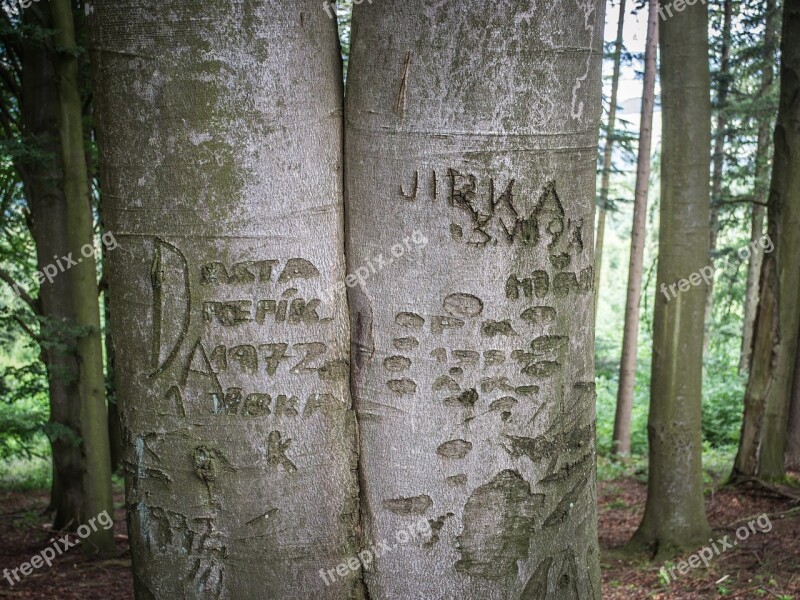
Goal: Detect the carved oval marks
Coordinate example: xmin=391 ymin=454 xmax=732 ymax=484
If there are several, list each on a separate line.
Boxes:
xmin=396 ymin=312 xmax=425 ymax=329
xmin=443 ymin=293 xmax=484 ymax=318
xmin=520 ymin=306 xmax=557 ymax=326
xmin=393 ymin=337 xmax=419 ymax=351
xmin=382 ymin=494 xmax=433 ymax=516
xmin=489 ymin=396 xmax=517 ymax=412
xmin=446 ymin=474 xmax=468 ymax=487
xmin=481 ymin=319 xmax=518 ymax=337
xmin=444 ymin=389 xmax=478 ymax=408
xmin=384 ymin=356 xmax=412 ymax=372
xmin=387 ymin=378 xmax=417 ymax=395
xmin=436 ymin=439 xmax=473 ymax=459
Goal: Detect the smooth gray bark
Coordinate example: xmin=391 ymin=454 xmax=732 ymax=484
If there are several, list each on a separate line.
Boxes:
xmin=91 ymin=2 xmax=359 ymax=597
xmin=629 ymin=0 xmax=712 ymax=559
xmin=346 ymin=2 xmax=605 ymax=598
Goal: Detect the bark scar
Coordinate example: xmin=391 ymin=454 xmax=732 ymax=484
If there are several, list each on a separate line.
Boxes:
xmin=395 ymin=51 xmax=412 ymax=116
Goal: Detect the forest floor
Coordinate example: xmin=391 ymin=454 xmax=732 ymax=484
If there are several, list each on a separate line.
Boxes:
xmin=0 ymin=477 xmax=797 ymax=599
xmin=600 ymin=474 xmax=800 ymax=599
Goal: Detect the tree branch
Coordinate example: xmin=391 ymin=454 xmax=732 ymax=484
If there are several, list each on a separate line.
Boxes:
xmin=12 ymin=313 xmax=39 ymax=341
xmin=0 ymin=267 xmax=39 ymax=313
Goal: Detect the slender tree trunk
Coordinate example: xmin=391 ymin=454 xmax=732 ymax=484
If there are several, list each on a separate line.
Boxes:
xmin=595 ymin=0 xmax=627 ymax=316
xmin=51 ymin=0 xmax=115 ymax=553
xmin=96 ymin=171 xmax=122 ymax=473
xmin=732 ymin=0 xmax=800 ymax=482
xmin=703 ymin=0 xmax=733 ymax=353
xmin=102 ymin=254 xmax=122 ymax=473
xmin=91 ymin=1 xmax=360 ymax=596
xmin=346 ymin=1 xmax=605 ymax=597
xmin=613 ymin=0 xmax=658 ymax=458
xmin=740 ymin=203 xmax=766 ymax=372
xmin=20 ymin=7 xmax=83 ymax=530
xmin=629 ymin=0 xmax=712 ymax=559
xmin=740 ymin=0 xmax=777 ymax=375
xmin=786 ymin=317 xmax=800 ymax=468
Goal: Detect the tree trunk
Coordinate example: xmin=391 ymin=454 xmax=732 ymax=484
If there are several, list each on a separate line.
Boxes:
xmin=594 ymin=0 xmax=627 ymax=316
xmin=97 ymin=181 xmax=122 ymax=473
xmin=51 ymin=0 xmax=115 ymax=553
xmin=613 ymin=0 xmax=658 ymax=458
xmin=629 ymin=0 xmax=712 ymax=559
xmin=103 ymin=259 xmax=122 ymax=474
xmin=740 ymin=0 xmax=777 ymax=375
xmin=703 ymin=0 xmax=733 ymax=354
xmin=346 ymin=1 xmax=605 ymax=597
xmin=20 ymin=6 xmax=84 ymax=531
xmin=787 ymin=317 xmax=800 ymax=469
xmin=732 ymin=0 xmax=800 ymax=481
xmin=90 ymin=1 xmax=360 ymax=596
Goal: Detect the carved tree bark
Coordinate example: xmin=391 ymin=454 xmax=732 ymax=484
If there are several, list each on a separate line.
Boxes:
xmin=733 ymin=0 xmax=800 ymax=482
xmin=594 ymin=0 xmax=627 ymax=317
xmin=91 ymin=1 xmax=360 ymax=596
xmin=613 ymin=0 xmax=658 ymax=458
xmin=629 ymin=0 xmax=712 ymax=559
xmin=346 ymin=1 xmax=605 ymax=597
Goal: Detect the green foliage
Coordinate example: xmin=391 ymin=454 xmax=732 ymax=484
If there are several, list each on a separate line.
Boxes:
xmin=336 ymin=0 xmax=352 ymax=78
xmin=0 ymin=456 xmax=50 ymax=490
xmin=0 ymin=362 xmax=49 ymax=460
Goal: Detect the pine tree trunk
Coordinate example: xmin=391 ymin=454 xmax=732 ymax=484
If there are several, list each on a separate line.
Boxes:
xmin=732 ymin=0 xmax=800 ymax=481
xmin=20 ymin=7 xmax=83 ymax=531
xmin=594 ymin=0 xmax=627 ymax=316
xmin=613 ymin=0 xmax=658 ymax=458
xmin=346 ymin=1 xmax=605 ymax=597
xmin=629 ymin=0 xmax=712 ymax=559
xmin=51 ymin=0 xmax=115 ymax=553
xmin=703 ymin=0 xmax=733 ymax=353
xmin=740 ymin=0 xmax=777 ymax=375
xmin=91 ymin=1 xmax=360 ymax=596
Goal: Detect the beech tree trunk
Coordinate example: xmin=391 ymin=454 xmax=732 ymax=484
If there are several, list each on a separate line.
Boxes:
xmin=703 ymin=0 xmax=733 ymax=353
xmin=51 ymin=0 xmax=115 ymax=553
xmin=733 ymin=0 xmax=800 ymax=482
xmin=740 ymin=0 xmax=777 ymax=375
xmin=594 ymin=0 xmax=627 ymax=316
xmin=346 ymin=1 xmax=605 ymax=597
xmin=91 ymin=1 xmax=359 ymax=596
xmin=19 ymin=6 xmax=84 ymax=531
xmin=629 ymin=0 xmax=712 ymax=559
xmin=613 ymin=0 xmax=658 ymax=458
